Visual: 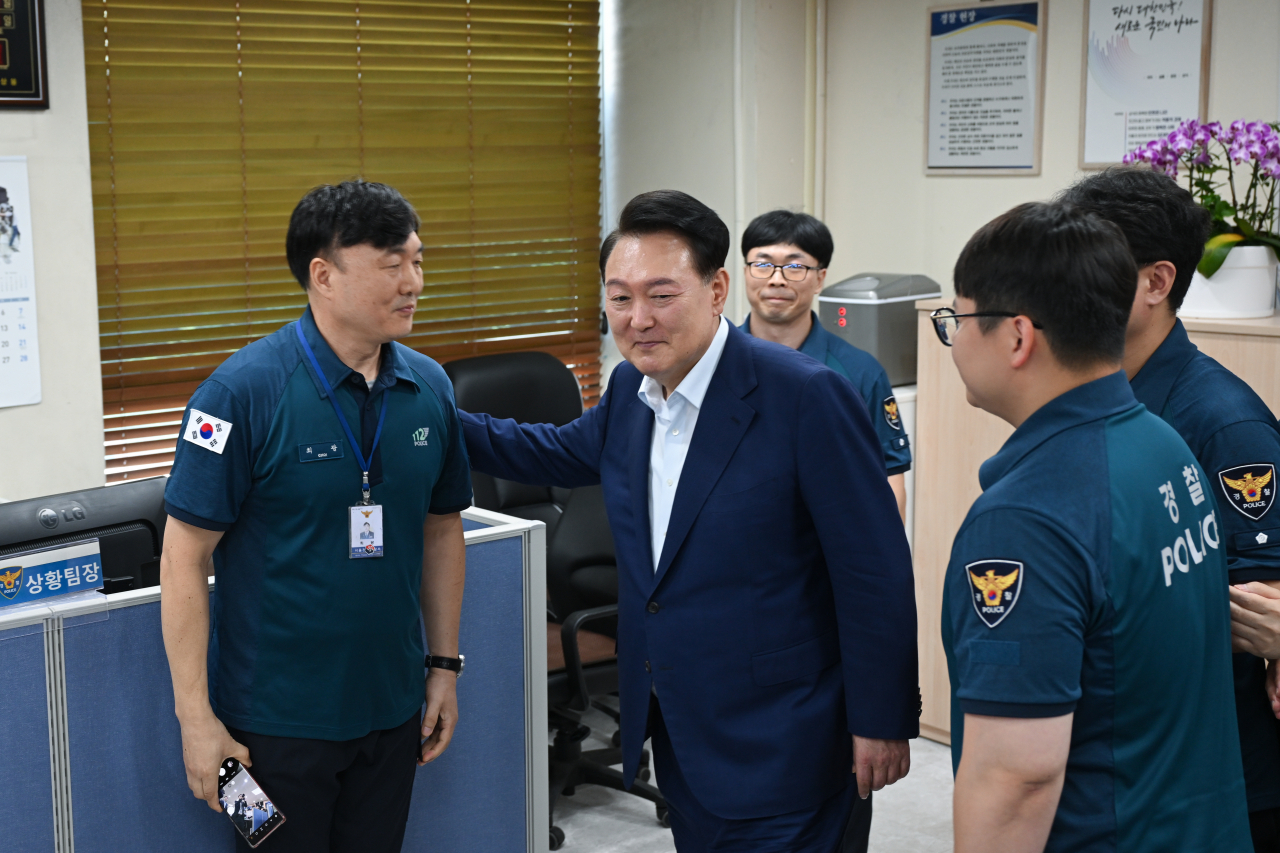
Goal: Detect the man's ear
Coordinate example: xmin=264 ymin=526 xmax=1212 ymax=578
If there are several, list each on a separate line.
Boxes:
xmin=709 ymin=267 xmax=730 ymax=315
xmin=1007 ymin=315 xmax=1039 ymax=370
xmin=310 ymin=255 xmax=334 ymax=296
xmin=1141 ymin=261 xmax=1177 ymax=309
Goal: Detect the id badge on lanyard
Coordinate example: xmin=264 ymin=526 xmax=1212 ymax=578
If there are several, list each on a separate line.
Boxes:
xmin=296 ymin=322 xmax=389 ymax=560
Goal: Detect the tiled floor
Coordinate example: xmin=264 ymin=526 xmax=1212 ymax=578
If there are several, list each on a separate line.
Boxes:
xmin=551 ymin=708 xmax=954 ymax=852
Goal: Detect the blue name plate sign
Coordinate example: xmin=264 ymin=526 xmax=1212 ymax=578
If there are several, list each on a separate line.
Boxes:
xmin=0 ymin=540 xmax=104 ymax=608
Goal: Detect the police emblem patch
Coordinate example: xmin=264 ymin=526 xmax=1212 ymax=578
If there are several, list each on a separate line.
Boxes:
xmin=966 ymin=559 xmax=1023 ymax=628
xmin=883 ymin=396 xmax=903 ymax=431
xmin=1219 ymin=463 xmax=1275 ymax=521
xmin=0 ymin=566 xmax=22 ymax=600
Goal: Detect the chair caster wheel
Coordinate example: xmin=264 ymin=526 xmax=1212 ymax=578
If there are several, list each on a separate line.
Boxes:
xmin=638 ymin=767 xmax=651 ymax=782
xmin=550 ymin=826 xmax=566 ymax=850
xmin=611 ymin=729 xmax=622 ymax=747
xmin=657 ymin=805 xmax=670 ymax=828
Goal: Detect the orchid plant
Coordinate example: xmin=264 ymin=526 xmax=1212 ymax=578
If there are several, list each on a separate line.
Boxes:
xmin=1123 ymin=120 xmax=1280 ymax=277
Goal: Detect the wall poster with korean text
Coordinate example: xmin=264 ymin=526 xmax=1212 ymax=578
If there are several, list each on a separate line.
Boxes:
xmin=925 ymin=1 xmax=1047 ymax=176
xmin=1080 ymin=0 xmax=1211 ymax=168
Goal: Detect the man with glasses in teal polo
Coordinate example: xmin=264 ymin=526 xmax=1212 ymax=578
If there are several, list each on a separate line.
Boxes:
xmin=739 ymin=210 xmax=911 ymax=523
xmin=934 ymin=201 xmax=1249 ymax=853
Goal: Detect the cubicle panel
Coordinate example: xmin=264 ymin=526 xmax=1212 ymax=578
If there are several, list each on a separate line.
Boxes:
xmin=0 ymin=625 xmax=56 ymax=852
xmin=62 ymin=598 xmax=234 ymax=853
xmin=403 ymin=534 xmax=529 ymax=852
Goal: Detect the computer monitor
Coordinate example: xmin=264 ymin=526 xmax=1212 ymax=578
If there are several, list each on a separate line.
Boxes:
xmin=0 ymin=477 xmax=168 ymax=594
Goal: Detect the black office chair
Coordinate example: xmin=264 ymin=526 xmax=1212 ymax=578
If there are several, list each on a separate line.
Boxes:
xmin=443 ymin=351 xmax=581 ymax=530
xmin=545 ymin=486 xmax=666 ymax=849
xmin=443 ymin=352 xmax=666 ymax=850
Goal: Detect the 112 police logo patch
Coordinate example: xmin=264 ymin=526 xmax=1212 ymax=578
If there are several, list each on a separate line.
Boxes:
xmin=1218 ymin=463 xmax=1275 ymax=521
xmin=883 ymin=396 xmax=903 ymax=431
xmin=0 ymin=566 xmax=21 ymax=600
xmin=966 ymin=559 xmax=1023 ymax=628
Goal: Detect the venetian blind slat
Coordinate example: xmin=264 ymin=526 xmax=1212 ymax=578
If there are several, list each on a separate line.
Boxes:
xmin=86 ymin=0 xmax=601 ymax=484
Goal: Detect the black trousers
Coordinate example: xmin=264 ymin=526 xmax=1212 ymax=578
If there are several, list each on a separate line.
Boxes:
xmin=839 ymin=789 xmax=872 ymax=853
xmin=226 ymin=712 xmax=420 ymax=853
xmin=1253 ymin=806 xmax=1280 ymax=853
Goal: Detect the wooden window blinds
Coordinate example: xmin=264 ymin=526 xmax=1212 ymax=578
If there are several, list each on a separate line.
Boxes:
xmin=84 ymin=0 xmax=601 ymax=484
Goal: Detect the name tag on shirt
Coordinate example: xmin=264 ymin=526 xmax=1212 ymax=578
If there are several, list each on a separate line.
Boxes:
xmin=299 ymin=441 xmax=345 ymax=462
xmin=349 ymin=504 xmax=384 ymax=559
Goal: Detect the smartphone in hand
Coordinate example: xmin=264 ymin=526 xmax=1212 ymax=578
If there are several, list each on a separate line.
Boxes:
xmin=217 ymin=757 xmax=285 ymax=848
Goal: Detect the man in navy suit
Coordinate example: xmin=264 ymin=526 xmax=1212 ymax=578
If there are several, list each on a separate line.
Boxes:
xmin=460 ymin=191 xmax=919 ymax=851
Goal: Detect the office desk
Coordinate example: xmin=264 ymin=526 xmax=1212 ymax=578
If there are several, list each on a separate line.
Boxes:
xmin=0 ymin=507 xmax=548 ymax=853
xmin=911 ymin=300 xmax=1280 ymax=744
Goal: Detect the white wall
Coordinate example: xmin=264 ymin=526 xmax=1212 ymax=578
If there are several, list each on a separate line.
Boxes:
xmin=824 ymin=0 xmax=1280 ymax=293
xmin=0 ymin=0 xmax=103 ymax=502
xmin=600 ymin=0 xmax=815 ymax=383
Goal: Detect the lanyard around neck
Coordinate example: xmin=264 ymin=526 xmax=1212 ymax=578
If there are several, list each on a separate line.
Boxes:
xmin=295 ymin=321 xmax=388 ymax=503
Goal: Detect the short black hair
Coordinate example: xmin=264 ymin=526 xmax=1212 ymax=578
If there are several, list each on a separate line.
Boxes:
xmin=1057 ymin=166 xmax=1210 ymax=311
xmin=953 ymin=202 xmax=1137 ymax=370
xmin=599 ymin=190 xmax=730 ymax=282
xmin=740 ymin=209 xmax=834 ymax=268
xmin=285 ymin=180 xmax=421 ymax=290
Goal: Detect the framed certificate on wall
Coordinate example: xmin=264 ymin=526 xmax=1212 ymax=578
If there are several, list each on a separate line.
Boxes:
xmin=925 ymin=1 xmax=1047 ymax=176
xmin=0 ymin=0 xmax=49 ymax=110
xmin=1079 ymin=0 xmax=1211 ymax=168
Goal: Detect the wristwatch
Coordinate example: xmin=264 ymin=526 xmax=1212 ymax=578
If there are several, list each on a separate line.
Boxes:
xmin=426 ymin=654 xmax=465 ymax=677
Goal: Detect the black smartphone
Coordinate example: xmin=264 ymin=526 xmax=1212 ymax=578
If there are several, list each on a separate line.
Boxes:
xmin=217 ymin=757 xmax=286 ymax=848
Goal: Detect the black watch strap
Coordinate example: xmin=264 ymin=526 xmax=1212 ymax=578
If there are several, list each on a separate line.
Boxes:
xmin=426 ymin=654 xmax=465 ymax=676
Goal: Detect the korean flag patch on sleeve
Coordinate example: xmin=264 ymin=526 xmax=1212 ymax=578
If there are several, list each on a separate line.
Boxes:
xmin=183 ymin=409 xmax=234 ymax=455
xmin=966 ymin=559 xmax=1023 ymax=628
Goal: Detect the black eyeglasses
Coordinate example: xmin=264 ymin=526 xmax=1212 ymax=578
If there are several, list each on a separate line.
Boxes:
xmin=746 ymin=261 xmax=818 ymax=282
xmin=930 ymin=307 xmax=1044 ymax=346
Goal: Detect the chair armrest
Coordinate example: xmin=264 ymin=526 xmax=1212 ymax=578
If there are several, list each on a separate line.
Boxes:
xmin=560 ymin=604 xmax=618 ymax=712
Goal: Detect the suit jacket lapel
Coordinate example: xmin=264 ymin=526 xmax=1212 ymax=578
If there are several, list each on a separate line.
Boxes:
xmin=651 ymin=327 xmax=758 ymax=589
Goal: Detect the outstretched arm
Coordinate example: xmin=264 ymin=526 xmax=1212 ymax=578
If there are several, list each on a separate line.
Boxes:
xmin=460 ymin=384 xmax=616 ymax=488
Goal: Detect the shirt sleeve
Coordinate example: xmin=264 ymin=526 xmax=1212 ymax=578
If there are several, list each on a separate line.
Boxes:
xmin=947 ymin=508 xmax=1096 ymax=718
xmin=861 ymin=366 xmax=912 ymax=476
xmin=164 ymin=380 xmax=254 ymax=531
xmin=1198 ymin=420 xmax=1280 ymax=583
xmin=427 ymin=382 xmax=475 ymax=515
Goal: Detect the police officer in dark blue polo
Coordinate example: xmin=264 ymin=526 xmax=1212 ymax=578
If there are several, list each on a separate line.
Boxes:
xmin=1063 ymin=168 xmax=1280 ymax=852
xmin=939 ymin=201 xmax=1250 ymax=853
xmin=159 ymin=181 xmax=473 ymax=853
xmin=739 ymin=210 xmax=912 ymax=523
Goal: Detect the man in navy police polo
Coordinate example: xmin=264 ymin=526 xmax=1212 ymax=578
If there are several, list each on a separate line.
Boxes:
xmin=160 ymin=181 xmax=472 ymax=852
xmin=940 ymin=201 xmax=1249 ymax=852
xmin=1063 ymin=168 xmax=1280 ymax=852
xmin=460 ymin=190 xmax=919 ymax=851
xmin=739 ymin=210 xmax=911 ymax=523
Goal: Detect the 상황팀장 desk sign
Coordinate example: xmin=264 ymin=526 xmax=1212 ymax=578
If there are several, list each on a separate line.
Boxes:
xmin=0 ymin=540 xmax=103 ymax=608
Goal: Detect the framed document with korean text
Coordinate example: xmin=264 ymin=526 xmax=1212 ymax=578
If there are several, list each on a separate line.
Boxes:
xmin=1080 ymin=0 xmax=1211 ymax=168
xmin=0 ymin=0 xmax=48 ymax=110
xmin=925 ymin=1 xmax=1047 ymax=176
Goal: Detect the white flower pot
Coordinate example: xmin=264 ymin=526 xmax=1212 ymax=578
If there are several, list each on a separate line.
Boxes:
xmin=1180 ymin=244 xmax=1277 ymax=319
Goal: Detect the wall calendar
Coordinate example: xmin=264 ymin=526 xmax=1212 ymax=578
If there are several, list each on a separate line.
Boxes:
xmin=0 ymin=155 xmax=40 ymax=408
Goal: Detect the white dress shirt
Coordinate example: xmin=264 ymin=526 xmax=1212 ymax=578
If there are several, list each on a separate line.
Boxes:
xmin=637 ymin=315 xmax=730 ymax=572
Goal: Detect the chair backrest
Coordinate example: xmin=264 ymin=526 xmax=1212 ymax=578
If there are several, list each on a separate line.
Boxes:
xmin=443 ymin=351 xmax=584 ymax=524
xmin=547 ymin=484 xmax=618 ymax=626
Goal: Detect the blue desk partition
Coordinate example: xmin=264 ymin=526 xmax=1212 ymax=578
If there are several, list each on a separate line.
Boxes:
xmin=0 ymin=508 xmax=547 ymax=853
xmin=0 ymin=620 xmax=57 ymax=852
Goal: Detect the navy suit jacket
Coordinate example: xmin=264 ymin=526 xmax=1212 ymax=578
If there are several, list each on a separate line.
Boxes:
xmin=461 ymin=323 xmax=919 ymax=818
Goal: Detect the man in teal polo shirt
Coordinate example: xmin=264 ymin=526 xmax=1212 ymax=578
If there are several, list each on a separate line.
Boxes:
xmin=939 ymin=201 xmax=1249 ymax=852
xmin=160 ymin=181 xmax=472 ymax=852
xmin=739 ymin=210 xmax=911 ymax=521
